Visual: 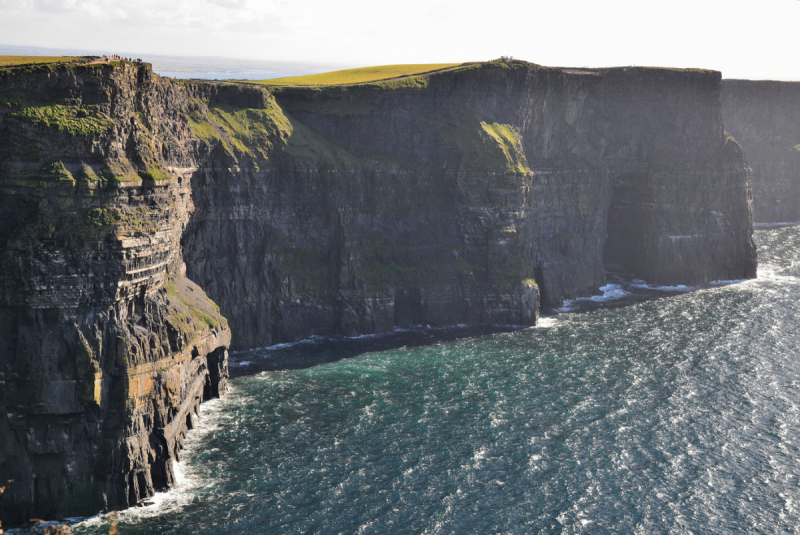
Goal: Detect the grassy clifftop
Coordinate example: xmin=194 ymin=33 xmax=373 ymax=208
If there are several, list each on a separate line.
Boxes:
xmin=248 ymin=63 xmax=465 ymax=86
xmin=0 ymin=55 xmax=85 ymax=67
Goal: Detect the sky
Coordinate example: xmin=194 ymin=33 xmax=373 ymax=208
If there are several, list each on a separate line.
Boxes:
xmin=1 ymin=0 xmax=799 ymax=80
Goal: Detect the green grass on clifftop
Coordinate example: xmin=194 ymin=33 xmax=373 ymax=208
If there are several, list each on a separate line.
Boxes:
xmin=0 ymin=55 xmax=84 ymax=67
xmin=250 ymin=63 xmax=463 ymax=86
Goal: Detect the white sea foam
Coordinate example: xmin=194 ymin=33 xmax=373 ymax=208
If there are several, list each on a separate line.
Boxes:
xmin=556 ymin=300 xmax=575 ymax=313
xmin=556 ymin=284 xmax=630 ymax=312
xmin=71 ymin=462 xmax=196 ymax=531
xmin=534 ymin=316 xmax=558 ymax=328
xmin=629 ymin=281 xmax=693 ymax=291
xmin=709 ymin=279 xmax=749 ymax=286
xmin=758 ymin=265 xmax=800 ymax=284
xmin=754 ymin=221 xmax=800 ymax=229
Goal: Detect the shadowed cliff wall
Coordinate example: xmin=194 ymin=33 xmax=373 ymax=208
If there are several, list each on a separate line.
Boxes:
xmin=184 ymin=61 xmax=755 ymax=344
xmin=722 ymin=80 xmax=800 ymax=223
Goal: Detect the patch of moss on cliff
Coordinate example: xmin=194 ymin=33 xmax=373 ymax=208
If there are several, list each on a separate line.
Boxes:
xmin=10 ymin=103 xmax=113 ymax=136
xmin=5 ymin=195 xmax=113 ymax=253
xmin=188 ymin=97 xmax=291 ymax=159
xmin=412 ymin=116 xmax=532 ymax=173
xmin=189 ymin=96 xmax=364 ymax=168
xmin=276 ymin=97 xmax=377 ymax=116
xmin=490 ymin=252 xmax=538 ymax=289
xmin=11 ymin=160 xmax=76 ymax=187
xmin=76 ymin=164 xmax=100 ymax=183
xmin=114 ymin=207 xmax=158 ymax=236
xmin=97 ymin=159 xmax=141 ymax=183
xmin=480 ymin=122 xmax=530 ymax=173
xmin=357 ymin=243 xmax=419 ymax=291
xmin=39 ymin=161 xmax=75 ymax=184
xmin=165 ymin=279 xmax=227 ymax=338
xmin=138 ymin=164 xmax=173 ymax=182
xmin=488 ymin=228 xmax=538 ymax=289
xmin=0 ymin=89 xmax=28 ymax=108
xmin=277 ymin=248 xmax=330 ymax=293
xmin=281 ymin=115 xmax=364 ymax=168
xmin=86 ymin=207 xmax=122 ymax=226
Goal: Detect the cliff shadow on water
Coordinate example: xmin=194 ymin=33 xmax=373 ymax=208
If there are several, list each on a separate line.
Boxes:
xmin=228 ymin=325 xmax=524 ymax=377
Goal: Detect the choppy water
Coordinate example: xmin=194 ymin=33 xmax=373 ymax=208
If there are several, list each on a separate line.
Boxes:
xmin=73 ymin=226 xmax=800 ymax=533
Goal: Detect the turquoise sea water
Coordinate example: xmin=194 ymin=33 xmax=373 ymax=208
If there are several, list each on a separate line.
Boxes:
xmin=74 ymin=226 xmax=800 ymax=533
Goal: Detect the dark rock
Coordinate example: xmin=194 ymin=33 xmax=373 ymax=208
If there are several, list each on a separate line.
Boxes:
xmin=186 ymin=62 xmax=755 ymax=340
xmin=722 ymin=79 xmax=800 ymax=223
xmin=0 ymin=62 xmax=231 ymax=526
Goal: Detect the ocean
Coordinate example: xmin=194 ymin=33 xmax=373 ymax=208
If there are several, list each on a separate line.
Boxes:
xmin=71 ymin=225 xmax=800 ymax=533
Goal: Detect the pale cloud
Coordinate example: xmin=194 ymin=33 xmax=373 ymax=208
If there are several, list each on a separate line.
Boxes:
xmin=1 ymin=0 xmax=800 ymax=80
xmin=33 ymin=0 xmax=78 ymax=12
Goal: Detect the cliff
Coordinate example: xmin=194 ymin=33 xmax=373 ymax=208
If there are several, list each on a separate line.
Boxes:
xmin=0 ymin=59 xmax=756 ymax=524
xmin=185 ymin=62 xmax=756 ymax=349
xmin=722 ymin=80 xmax=800 ymax=223
xmin=0 ymin=62 xmax=230 ymax=525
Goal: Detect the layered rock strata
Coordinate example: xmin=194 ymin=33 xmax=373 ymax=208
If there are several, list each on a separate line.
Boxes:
xmin=0 ymin=62 xmax=230 ymax=525
xmin=0 ymin=59 xmax=757 ymax=524
xmin=722 ymin=80 xmax=800 ymax=223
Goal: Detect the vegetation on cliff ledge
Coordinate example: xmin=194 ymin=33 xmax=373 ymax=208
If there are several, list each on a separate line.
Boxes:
xmin=166 ymin=278 xmax=227 ymax=336
xmin=188 ymin=96 xmax=362 ymax=166
xmin=11 ymin=103 xmax=113 ymax=136
xmin=479 ymin=122 xmax=531 ymax=173
xmin=188 ymin=99 xmax=291 ymax=159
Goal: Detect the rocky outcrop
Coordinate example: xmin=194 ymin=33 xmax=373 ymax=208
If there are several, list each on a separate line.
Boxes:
xmin=0 ymin=59 xmax=757 ymax=524
xmin=722 ymin=80 xmax=800 ymax=223
xmin=0 ymin=62 xmax=230 ymax=525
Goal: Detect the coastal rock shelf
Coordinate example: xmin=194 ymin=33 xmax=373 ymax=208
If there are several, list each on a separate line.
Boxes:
xmin=0 ymin=59 xmax=756 ymax=524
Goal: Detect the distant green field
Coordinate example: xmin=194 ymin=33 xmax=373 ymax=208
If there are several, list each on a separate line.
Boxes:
xmin=0 ymin=55 xmax=84 ymax=67
xmin=251 ymin=63 xmax=463 ymax=86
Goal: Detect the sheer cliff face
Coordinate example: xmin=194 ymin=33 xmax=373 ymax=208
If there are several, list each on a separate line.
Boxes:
xmin=185 ymin=62 xmax=755 ymax=350
xmin=0 ymin=63 xmax=230 ymax=524
xmin=0 ymin=60 xmax=756 ymax=524
xmin=722 ymin=80 xmax=800 ymax=223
